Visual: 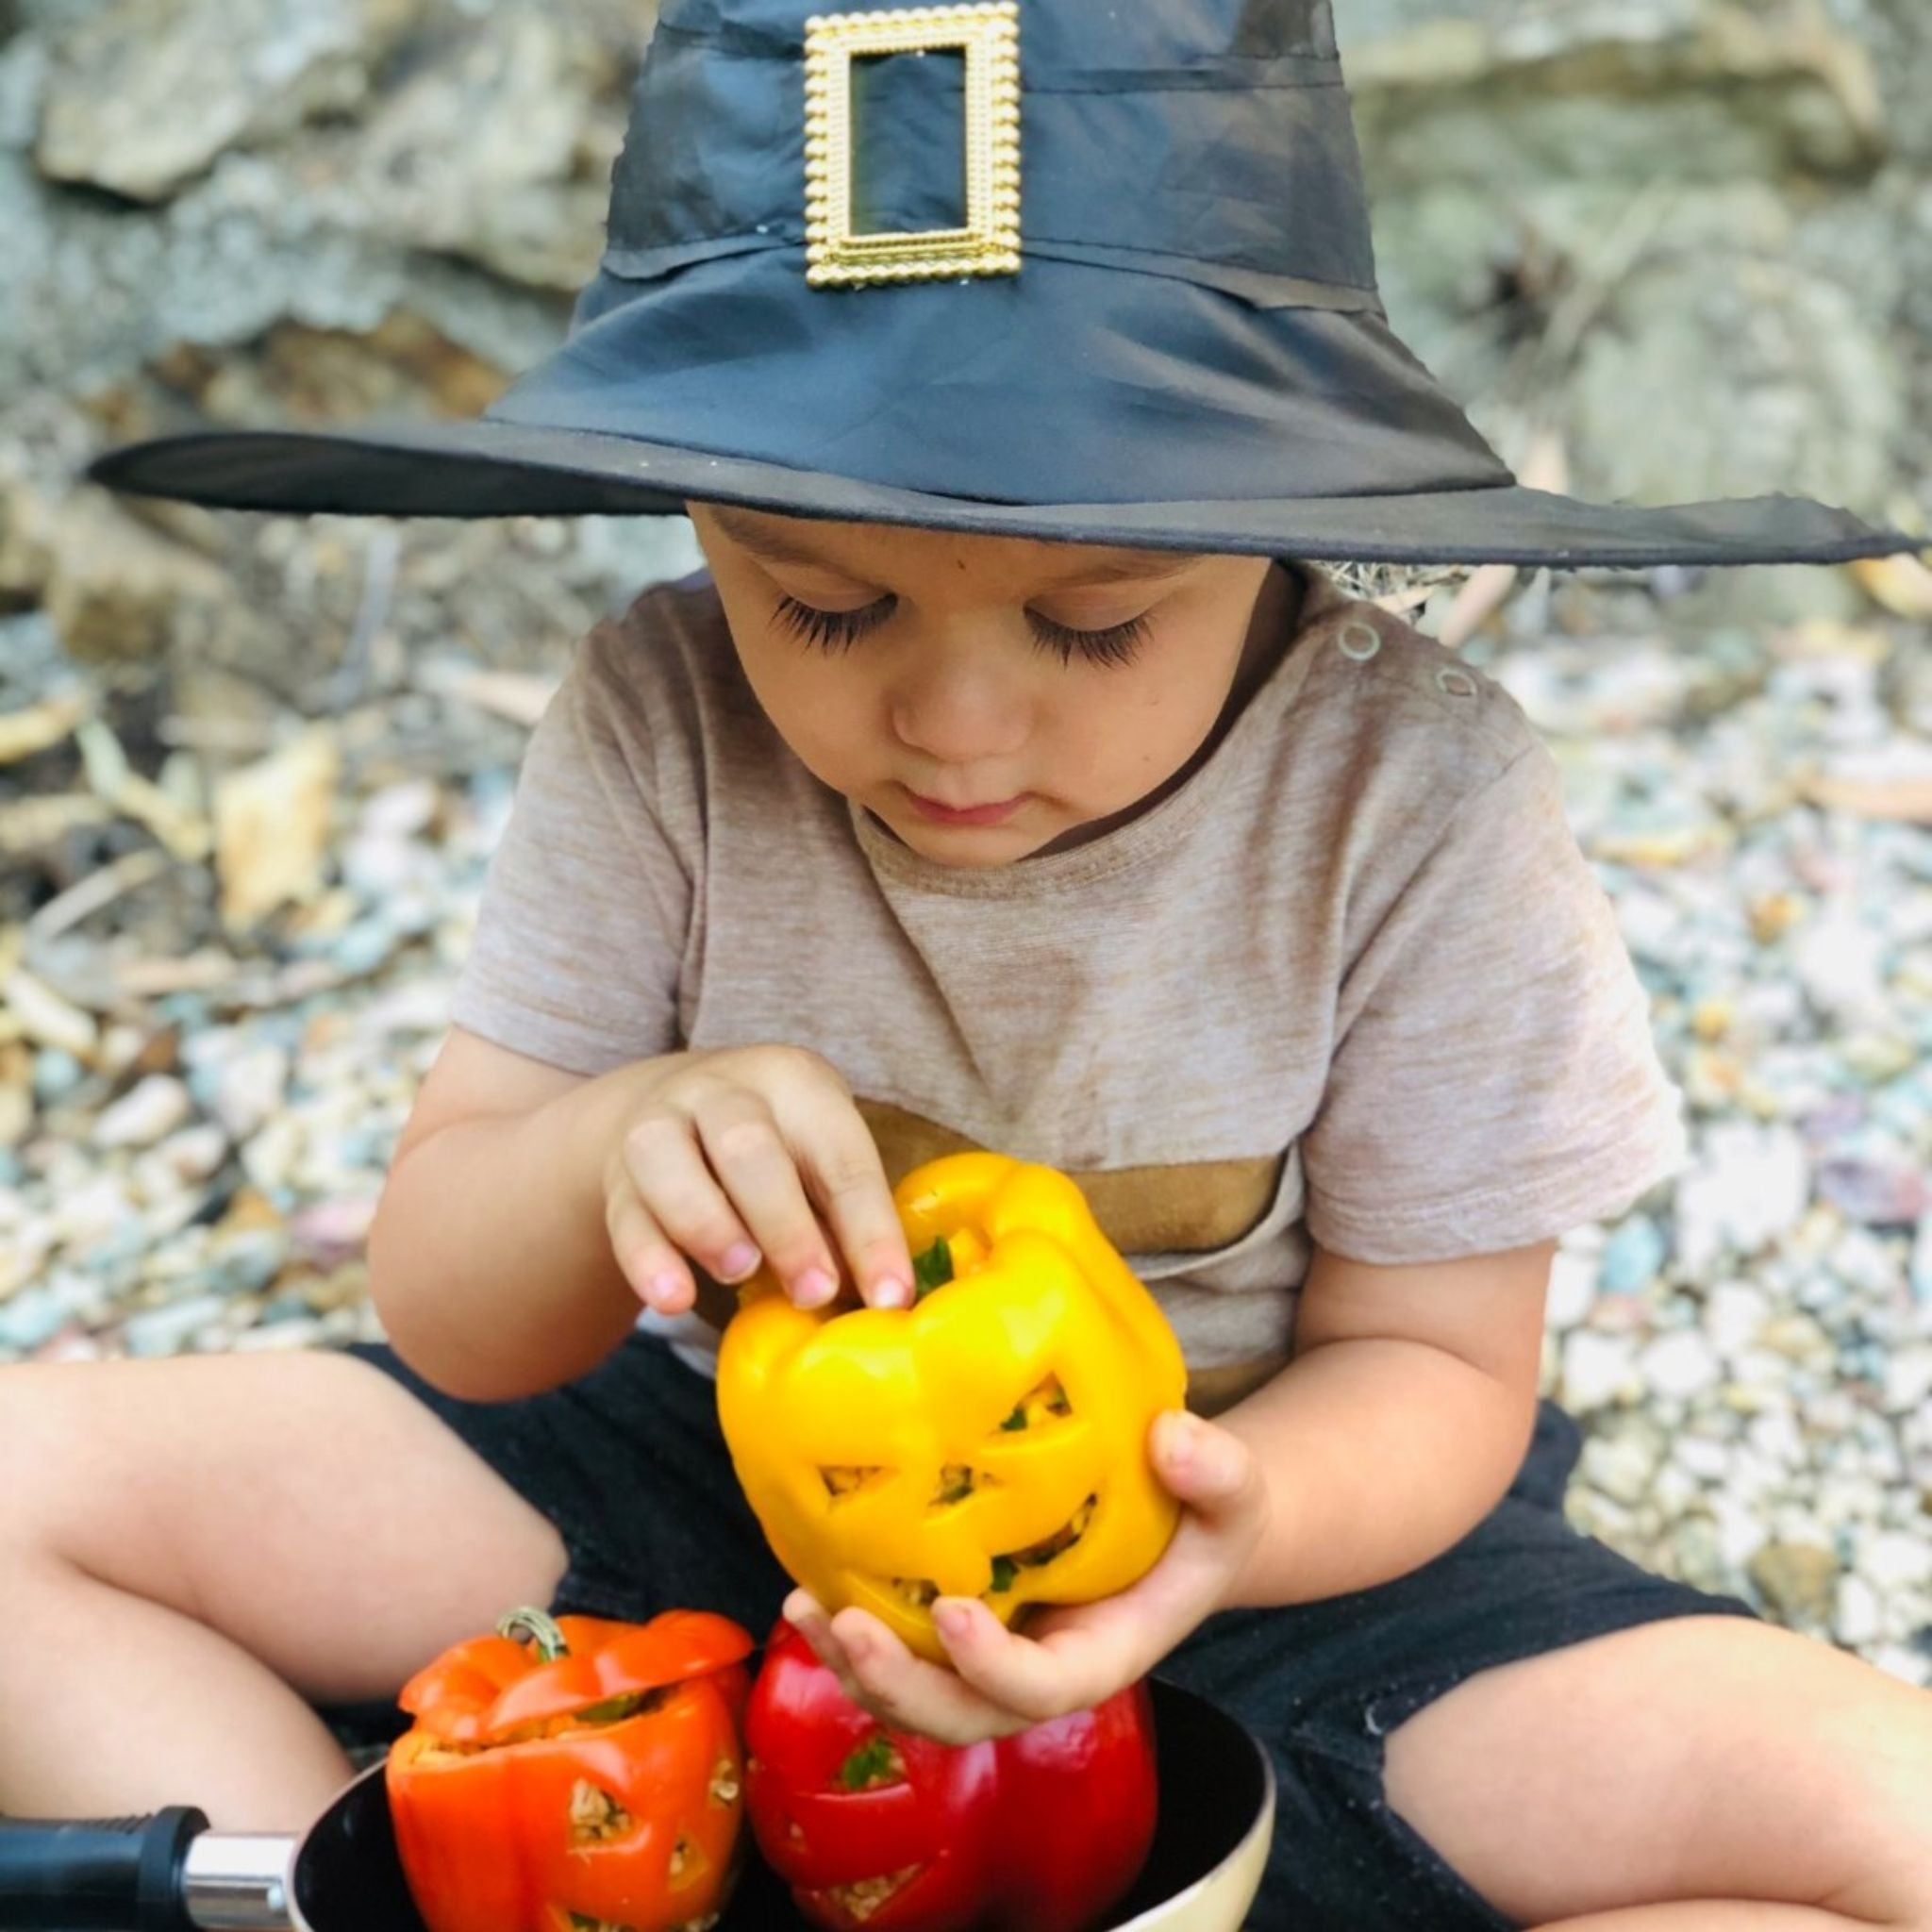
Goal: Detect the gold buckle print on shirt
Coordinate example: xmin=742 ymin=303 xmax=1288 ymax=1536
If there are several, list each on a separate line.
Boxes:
xmin=803 ymin=5 xmax=1022 ymax=288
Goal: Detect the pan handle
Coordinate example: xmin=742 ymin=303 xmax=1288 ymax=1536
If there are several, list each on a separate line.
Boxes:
xmin=0 ymin=1810 xmax=208 ymax=1932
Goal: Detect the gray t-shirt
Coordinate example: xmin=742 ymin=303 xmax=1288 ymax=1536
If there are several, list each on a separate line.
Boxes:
xmin=454 ymin=564 xmax=1683 ymax=1406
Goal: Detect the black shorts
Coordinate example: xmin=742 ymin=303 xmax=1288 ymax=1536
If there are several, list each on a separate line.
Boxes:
xmin=333 ymin=1331 xmax=1757 ymax=1932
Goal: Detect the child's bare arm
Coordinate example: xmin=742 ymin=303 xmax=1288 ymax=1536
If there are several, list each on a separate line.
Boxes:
xmin=1213 ymin=1239 xmax=1552 ymax=1607
xmin=367 ymin=1027 xmax=916 ymax=1402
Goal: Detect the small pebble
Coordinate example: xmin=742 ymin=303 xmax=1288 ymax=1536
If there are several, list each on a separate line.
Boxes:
xmin=93 ymin=1075 xmax=192 ymax=1152
xmin=33 ymin=1049 xmax=86 ymax=1105
xmin=1600 ymin=1215 xmax=1668 ymax=1294
xmin=0 ymin=1284 xmax=67 ymax=1352
xmin=1640 ymin=1330 xmax=1721 ymax=1400
xmin=1859 ymin=1531 xmax=1932 ymax=1594
xmin=1749 ymin=1541 xmax=1840 ymax=1623
xmin=1562 ymin=1331 xmax=1638 ymax=1412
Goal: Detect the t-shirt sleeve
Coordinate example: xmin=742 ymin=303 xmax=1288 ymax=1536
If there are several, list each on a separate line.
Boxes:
xmin=450 ymin=624 xmax=693 ymax=1075
xmin=1301 ymin=739 xmax=1686 ymax=1264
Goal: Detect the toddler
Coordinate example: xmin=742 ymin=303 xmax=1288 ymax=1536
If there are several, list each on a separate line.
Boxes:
xmin=19 ymin=0 xmax=1929 ymax=1925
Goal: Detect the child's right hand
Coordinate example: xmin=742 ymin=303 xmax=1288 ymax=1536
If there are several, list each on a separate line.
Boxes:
xmin=599 ymin=1044 xmax=916 ymax=1319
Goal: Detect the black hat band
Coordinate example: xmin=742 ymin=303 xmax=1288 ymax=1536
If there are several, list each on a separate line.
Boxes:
xmin=604 ymin=5 xmax=1379 ymax=307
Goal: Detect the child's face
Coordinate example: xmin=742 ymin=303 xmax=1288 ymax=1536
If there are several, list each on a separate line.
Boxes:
xmin=689 ymin=503 xmax=1289 ymax=868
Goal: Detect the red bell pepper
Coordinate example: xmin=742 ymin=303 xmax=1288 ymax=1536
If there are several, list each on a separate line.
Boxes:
xmin=386 ymin=1606 xmax=754 ymax=1932
xmin=744 ymin=1619 xmax=1158 ymax=1932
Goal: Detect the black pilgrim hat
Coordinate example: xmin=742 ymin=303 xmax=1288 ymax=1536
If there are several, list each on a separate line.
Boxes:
xmin=87 ymin=0 xmax=1918 ymax=568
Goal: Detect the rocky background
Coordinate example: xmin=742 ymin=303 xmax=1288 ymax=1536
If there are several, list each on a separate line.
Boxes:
xmin=1 ymin=1 xmax=1928 ymax=1686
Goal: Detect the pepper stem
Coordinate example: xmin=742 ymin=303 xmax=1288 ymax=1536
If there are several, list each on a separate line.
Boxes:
xmin=496 ymin=1606 xmax=570 ymax=1658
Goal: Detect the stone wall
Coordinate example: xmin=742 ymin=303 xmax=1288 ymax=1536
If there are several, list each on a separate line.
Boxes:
xmin=1337 ymin=0 xmax=1930 ymax=604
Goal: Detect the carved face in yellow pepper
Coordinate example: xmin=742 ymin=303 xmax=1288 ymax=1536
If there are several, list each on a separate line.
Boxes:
xmin=717 ymin=1152 xmax=1188 ymax=1663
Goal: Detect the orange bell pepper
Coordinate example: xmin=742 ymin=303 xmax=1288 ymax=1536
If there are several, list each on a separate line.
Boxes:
xmin=386 ymin=1607 xmax=754 ymax=1932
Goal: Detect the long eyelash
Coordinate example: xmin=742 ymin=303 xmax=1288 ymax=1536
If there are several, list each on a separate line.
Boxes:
xmin=774 ymin=594 xmax=893 ymax=653
xmin=774 ymin=595 xmax=1149 ymax=669
xmin=1027 ymin=613 xmax=1149 ymax=669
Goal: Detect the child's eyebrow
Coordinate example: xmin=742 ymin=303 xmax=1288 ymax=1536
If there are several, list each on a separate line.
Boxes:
xmin=705 ymin=506 xmax=1200 ymax=588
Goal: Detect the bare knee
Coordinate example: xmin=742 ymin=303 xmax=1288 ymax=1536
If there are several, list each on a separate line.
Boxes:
xmin=1385 ymin=1619 xmax=1932 ymax=1929
xmin=0 ymin=1350 xmax=571 ymax=1703
xmin=0 ymin=1362 xmax=122 ymax=1558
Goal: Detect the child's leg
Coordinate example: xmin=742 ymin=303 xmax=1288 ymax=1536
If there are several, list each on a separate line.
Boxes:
xmin=1161 ymin=1405 xmax=1928 ymax=1931
xmin=1385 ymin=1616 xmax=1932 ymax=1930
xmin=0 ymin=1351 xmax=568 ymax=1828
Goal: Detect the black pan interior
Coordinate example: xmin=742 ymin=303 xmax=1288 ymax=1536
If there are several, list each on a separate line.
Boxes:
xmin=294 ymin=1677 xmax=1269 ymax=1932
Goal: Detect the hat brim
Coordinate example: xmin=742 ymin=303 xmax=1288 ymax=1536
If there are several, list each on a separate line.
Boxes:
xmin=88 ymin=416 xmax=1915 ymax=570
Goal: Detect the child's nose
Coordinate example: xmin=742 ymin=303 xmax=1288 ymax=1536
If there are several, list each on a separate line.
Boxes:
xmin=888 ymin=652 xmax=1031 ymax=765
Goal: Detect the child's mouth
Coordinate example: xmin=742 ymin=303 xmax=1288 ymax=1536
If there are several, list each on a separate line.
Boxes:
xmin=903 ymin=789 xmax=1030 ymax=827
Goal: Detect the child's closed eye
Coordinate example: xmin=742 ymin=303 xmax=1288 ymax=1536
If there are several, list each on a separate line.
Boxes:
xmin=773 ymin=594 xmax=1148 ymax=669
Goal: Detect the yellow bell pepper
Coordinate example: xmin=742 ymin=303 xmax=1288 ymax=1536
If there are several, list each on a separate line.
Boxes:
xmin=716 ymin=1151 xmax=1188 ymax=1663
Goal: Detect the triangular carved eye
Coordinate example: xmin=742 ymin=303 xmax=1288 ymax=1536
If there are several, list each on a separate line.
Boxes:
xmin=931 ymin=1464 xmax=974 ymax=1506
xmin=567 ymin=1781 xmax=632 ymax=1845
xmin=821 ymin=1464 xmax=893 ymax=1502
xmin=836 ymin=1732 xmax=908 ymax=1792
xmin=667 ymin=1833 xmax=708 ymax=1888
xmin=927 ymin=1465 xmax=1000 ymax=1510
xmin=997 ymin=1375 xmax=1072 ymax=1433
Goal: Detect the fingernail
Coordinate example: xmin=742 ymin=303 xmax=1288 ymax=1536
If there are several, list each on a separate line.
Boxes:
xmin=932 ymin=1601 xmax=972 ymax=1642
xmin=872 ymin=1274 xmax=912 ymax=1309
xmin=793 ymin=1266 xmax=838 ymax=1308
xmin=720 ymin=1241 xmax=760 ymax=1281
xmin=649 ymin=1272 xmax=687 ymax=1307
xmin=1164 ymin=1411 xmax=1202 ymax=1460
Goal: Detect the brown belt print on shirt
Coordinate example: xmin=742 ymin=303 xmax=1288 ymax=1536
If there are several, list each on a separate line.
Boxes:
xmin=855 ymin=1098 xmax=1282 ymax=1256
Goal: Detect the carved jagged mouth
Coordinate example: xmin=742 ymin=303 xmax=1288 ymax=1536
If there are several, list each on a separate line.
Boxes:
xmin=866 ymin=1491 xmax=1099 ymax=1612
xmin=566 ymin=1902 xmax=724 ymax=1932
xmin=988 ymin=1493 xmax=1097 ymax=1593
xmin=816 ymin=1866 xmax=924 ymax=1924
xmin=824 ymin=1378 xmax=1088 ymax=1612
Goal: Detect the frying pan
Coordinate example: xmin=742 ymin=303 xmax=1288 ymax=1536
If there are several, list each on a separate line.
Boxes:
xmin=0 ymin=1677 xmax=1272 ymax=1932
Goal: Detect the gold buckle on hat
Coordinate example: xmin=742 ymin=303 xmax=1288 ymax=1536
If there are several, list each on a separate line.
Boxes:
xmin=804 ymin=5 xmax=1021 ymax=289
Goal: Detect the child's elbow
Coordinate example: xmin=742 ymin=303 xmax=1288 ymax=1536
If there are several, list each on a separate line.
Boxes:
xmin=364 ymin=1177 xmax=500 ymax=1402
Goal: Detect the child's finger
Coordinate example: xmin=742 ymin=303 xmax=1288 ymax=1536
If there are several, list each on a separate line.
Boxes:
xmin=603 ymin=1190 xmax=693 ymax=1313
xmin=619 ymin=1110 xmax=764 ymax=1287
xmin=928 ymin=1596 xmax=1119 ymax=1726
xmin=1150 ymin=1410 xmax=1263 ymax=1522
xmin=792 ymin=1105 xmax=914 ymax=1309
xmin=828 ymin=1607 xmax=1033 ymax=1746
xmin=688 ymin=1094 xmax=841 ymax=1307
xmin=784 ymin=1591 xmax=865 ymax=1700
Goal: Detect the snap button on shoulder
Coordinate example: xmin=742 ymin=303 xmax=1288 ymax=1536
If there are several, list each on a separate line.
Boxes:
xmin=1337 ymin=619 xmax=1381 ymax=662
xmin=1436 ymin=664 xmax=1478 ymax=699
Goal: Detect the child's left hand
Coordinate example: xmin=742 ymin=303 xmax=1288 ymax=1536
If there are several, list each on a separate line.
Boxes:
xmin=782 ymin=1408 xmax=1268 ymax=1746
